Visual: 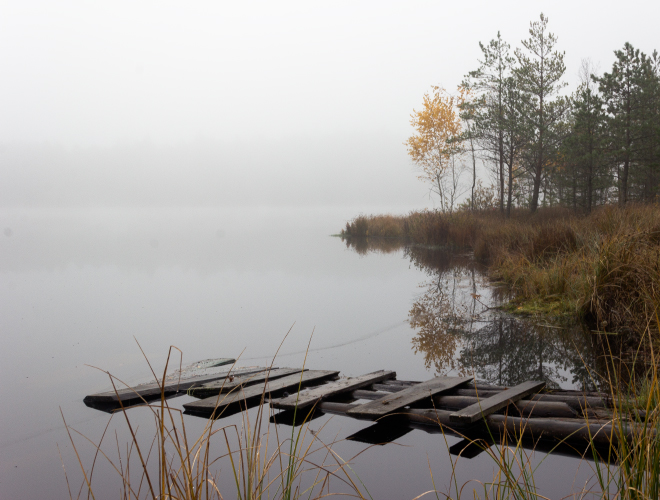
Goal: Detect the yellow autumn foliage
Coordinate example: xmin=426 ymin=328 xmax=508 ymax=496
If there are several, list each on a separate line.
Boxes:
xmin=404 ymin=86 xmax=468 ymax=190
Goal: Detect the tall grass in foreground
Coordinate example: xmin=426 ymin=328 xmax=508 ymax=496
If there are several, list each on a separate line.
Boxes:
xmin=589 ymin=319 xmax=660 ymax=500
xmin=412 ymin=322 xmax=660 ymax=500
xmin=61 ymin=342 xmax=369 ymax=500
xmin=65 ymin=321 xmax=660 ymax=499
xmin=65 ymin=335 xmax=660 ymax=499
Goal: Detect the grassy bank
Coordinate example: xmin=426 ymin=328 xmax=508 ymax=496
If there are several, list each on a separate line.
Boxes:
xmin=341 ymin=205 xmax=660 ymax=344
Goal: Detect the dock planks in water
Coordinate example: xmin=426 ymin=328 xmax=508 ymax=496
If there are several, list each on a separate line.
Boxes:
xmin=183 ymin=370 xmax=339 ymax=416
xmin=449 ymin=380 xmax=546 ymax=424
xmin=272 ymin=370 xmax=396 ymax=411
xmin=190 ymin=358 xmax=236 ymax=369
xmin=346 ymin=376 xmax=473 ymax=419
xmin=189 ymin=368 xmax=306 ymax=399
xmin=83 ymin=359 xmax=628 ymax=459
xmin=83 ymin=366 xmax=263 ymax=406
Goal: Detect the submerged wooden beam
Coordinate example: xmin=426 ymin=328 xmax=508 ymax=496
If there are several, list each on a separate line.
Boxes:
xmin=272 ymin=370 xmax=396 ymax=411
xmin=318 ymin=401 xmax=631 ymax=448
xmin=189 ymin=368 xmax=306 ymax=399
xmin=351 ymin=390 xmax=576 ymax=419
xmin=449 ymin=381 xmax=546 ymax=424
xmin=183 ymin=370 xmax=339 ymax=416
xmin=373 ymin=383 xmax=609 ymax=409
xmin=346 ymin=376 xmax=473 ymax=419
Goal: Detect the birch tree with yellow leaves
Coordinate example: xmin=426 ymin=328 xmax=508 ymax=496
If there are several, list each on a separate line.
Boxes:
xmin=405 ymin=86 xmax=468 ymax=213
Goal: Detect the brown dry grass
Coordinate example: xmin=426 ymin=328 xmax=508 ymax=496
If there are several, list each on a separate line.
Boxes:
xmin=341 ymin=205 xmax=660 ymax=342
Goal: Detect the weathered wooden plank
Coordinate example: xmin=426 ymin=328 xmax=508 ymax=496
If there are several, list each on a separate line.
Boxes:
xmin=190 ymin=358 xmax=236 ymax=369
xmin=183 ymin=370 xmax=339 ymax=415
xmin=352 ymin=389 xmax=391 ymax=400
xmin=84 ymin=366 xmax=266 ymax=404
xmin=189 ymin=368 xmax=306 ymax=399
xmin=449 ymin=380 xmax=545 ymax=424
xmin=371 ymin=383 xmax=405 ymax=393
xmin=346 ymin=376 xmax=473 ymax=419
xmin=272 ymin=370 xmax=396 ymax=410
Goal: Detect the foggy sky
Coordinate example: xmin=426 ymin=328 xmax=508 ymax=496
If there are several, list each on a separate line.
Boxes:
xmin=1 ymin=1 xmax=657 ymax=208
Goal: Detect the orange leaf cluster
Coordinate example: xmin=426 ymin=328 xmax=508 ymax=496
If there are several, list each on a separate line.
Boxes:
xmin=404 ymin=86 xmax=466 ymax=183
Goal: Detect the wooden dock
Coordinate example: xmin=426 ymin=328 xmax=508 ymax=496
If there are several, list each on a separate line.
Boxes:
xmin=85 ymin=362 xmax=629 ymax=457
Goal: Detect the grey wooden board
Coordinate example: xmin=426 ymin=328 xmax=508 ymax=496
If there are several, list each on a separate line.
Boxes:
xmin=449 ymin=380 xmax=546 ymax=424
xmin=189 ymin=368 xmax=306 ymax=399
xmin=346 ymin=376 xmax=473 ymax=419
xmin=84 ymin=367 xmax=265 ymax=403
xmin=183 ymin=370 xmax=340 ymax=414
xmin=272 ymin=370 xmax=396 ymax=410
xmin=191 ymin=358 xmax=236 ymax=369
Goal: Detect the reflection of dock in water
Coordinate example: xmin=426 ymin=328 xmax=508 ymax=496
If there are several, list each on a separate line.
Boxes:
xmin=84 ymin=362 xmax=627 ymax=460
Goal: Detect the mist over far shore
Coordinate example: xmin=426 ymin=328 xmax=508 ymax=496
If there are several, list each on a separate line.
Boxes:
xmin=0 ymin=134 xmax=431 ymax=209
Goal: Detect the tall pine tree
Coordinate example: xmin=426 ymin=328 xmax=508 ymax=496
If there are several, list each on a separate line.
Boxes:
xmin=596 ymin=43 xmax=655 ymax=204
xmin=514 ymin=14 xmax=569 ymax=213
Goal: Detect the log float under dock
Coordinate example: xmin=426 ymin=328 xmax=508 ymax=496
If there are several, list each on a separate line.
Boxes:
xmin=84 ymin=362 xmax=641 ymax=456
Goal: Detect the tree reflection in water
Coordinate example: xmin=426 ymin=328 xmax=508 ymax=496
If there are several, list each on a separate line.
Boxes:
xmin=342 ymin=237 xmax=602 ymax=390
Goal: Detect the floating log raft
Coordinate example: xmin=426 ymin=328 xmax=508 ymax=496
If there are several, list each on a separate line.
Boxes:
xmin=85 ymin=360 xmax=635 ymax=459
xmin=266 ymin=373 xmax=628 ymax=453
xmin=346 ymin=376 xmax=473 ymax=419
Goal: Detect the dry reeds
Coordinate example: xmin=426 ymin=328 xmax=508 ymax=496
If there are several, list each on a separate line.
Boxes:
xmin=61 ymin=342 xmax=370 ymax=500
xmin=341 ymin=205 xmax=660 ymax=342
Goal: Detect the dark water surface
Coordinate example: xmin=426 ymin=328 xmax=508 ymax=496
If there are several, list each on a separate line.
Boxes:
xmin=1 ymin=207 xmax=603 ymax=499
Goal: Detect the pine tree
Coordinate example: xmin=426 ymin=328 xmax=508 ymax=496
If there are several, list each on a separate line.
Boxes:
xmin=560 ymin=62 xmax=608 ymax=213
xmin=462 ymin=32 xmax=512 ymax=214
xmin=595 ymin=43 xmax=655 ymax=204
xmin=514 ymin=14 xmax=569 ymax=213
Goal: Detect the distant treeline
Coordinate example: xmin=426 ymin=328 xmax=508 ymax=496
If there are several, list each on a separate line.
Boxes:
xmin=407 ymin=14 xmax=660 ymax=216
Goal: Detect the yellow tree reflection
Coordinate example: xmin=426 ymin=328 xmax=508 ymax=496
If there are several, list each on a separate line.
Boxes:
xmin=409 ymin=277 xmax=470 ymax=376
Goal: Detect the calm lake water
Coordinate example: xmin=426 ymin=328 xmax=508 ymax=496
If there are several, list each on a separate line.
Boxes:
xmin=1 ymin=207 xmax=604 ymax=499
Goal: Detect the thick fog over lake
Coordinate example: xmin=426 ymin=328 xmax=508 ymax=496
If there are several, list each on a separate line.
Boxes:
xmin=0 ymin=136 xmax=425 ymax=208
xmin=1 ymin=0 xmax=657 ymax=210
xmin=1 ymin=2 xmax=656 ymax=499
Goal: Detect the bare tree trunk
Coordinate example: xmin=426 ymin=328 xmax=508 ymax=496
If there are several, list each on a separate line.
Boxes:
xmin=470 ymin=127 xmax=476 ymax=210
xmin=531 ymin=160 xmax=543 ymax=212
xmin=499 ymin=130 xmax=505 ymax=214
xmin=507 ymin=144 xmax=514 ymax=218
xmin=620 ymin=96 xmax=631 ymax=205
